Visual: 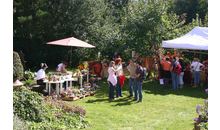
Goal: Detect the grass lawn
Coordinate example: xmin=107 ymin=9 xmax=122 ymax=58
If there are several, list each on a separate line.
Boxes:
xmin=71 ymin=77 xmax=208 ymax=130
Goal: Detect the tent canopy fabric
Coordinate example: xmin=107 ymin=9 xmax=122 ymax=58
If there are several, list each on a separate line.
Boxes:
xmin=47 ymin=37 xmax=95 ymax=48
xmin=162 ymin=27 xmax=208 ymax=50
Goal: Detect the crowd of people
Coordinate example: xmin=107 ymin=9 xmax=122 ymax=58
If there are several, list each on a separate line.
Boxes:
xmin=160 ymin=56 xmax=206 ymax=90
xmin=107 ymin=56 xmax=144 ymax=102
xmin=107 ymin=51 xmax=143 ymax=102
xmin=109 ymin=51 xmax=208 ymax=102
xmin=35 ymin=51 xmax=207 ymax=101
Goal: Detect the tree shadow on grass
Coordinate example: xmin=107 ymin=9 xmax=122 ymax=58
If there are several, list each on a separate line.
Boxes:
xmin=142 ymin=80 xmax=208 ymax=99
xmin=86 ymin=78 xmax=208 ymax=105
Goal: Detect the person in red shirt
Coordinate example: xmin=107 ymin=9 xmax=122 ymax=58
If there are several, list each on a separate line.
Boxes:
xmin=160 ymin=56 xmax=171 ymax=89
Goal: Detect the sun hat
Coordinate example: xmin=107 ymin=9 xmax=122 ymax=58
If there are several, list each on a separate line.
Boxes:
xmin=40 ymin=63 xmax=48 ymax=68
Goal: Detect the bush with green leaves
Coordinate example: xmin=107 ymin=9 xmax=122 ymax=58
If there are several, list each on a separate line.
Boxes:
xmin=13 ymin=86 xmax=47 ymax=122
xmin=13 ymin=86 xmax=89 ymax=129
xmin=13 ymin=51 xmax=24 ymax=82
xmin=13 ymin=113 xmax=28 ymax=130
xmin=24 ymin=69 xmax=37 ymax=80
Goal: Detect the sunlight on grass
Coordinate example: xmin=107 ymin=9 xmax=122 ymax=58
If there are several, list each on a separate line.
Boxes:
xmin=71 ymin=78 xmax=208 ymax=130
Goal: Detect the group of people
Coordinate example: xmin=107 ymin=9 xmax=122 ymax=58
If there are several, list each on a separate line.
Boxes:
xmin=107 ymin=58 xmax=144 ymax=103
xmin=35 ymin=51 xmax=206 ymax=99
xmin=160 ymin=56 xmax=205 ymax=90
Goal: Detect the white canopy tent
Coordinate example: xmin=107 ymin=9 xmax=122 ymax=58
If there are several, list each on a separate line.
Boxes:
xmin=162 ymin=27 xmax=208 ymax=51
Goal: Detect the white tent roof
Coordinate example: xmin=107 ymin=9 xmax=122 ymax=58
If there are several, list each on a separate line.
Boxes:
xmin=162 ymin=27 xmax=208 ymax=50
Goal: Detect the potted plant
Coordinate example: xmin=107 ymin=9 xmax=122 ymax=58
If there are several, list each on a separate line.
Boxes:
xmin=89 ymin=77 xmax=98 ymax=87
xmin=48 ymin=72 xmax=52 ymax=81
xmin=52 ymin=75 xmax=57 ymax=82
xmin=75 ymin=69 xmax=80 ymax=76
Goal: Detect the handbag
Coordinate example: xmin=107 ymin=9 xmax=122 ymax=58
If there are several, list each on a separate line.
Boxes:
xmin=192 ymin=62 xmax=199 ymax=75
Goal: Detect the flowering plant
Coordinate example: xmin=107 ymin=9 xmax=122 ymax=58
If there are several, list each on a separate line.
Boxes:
xmin=61 ymin=89 xmax=74 ymax=97
xmin=194 ymin=89 xmax=208 ymax=129
xmin=68 ymin=89 xmax=72 ymax=94
xmin=89 ymin=77 xmax=97 ymax=83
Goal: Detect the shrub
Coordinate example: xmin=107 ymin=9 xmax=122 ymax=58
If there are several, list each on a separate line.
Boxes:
xmin=13 ymin=86 xmax=89 ymax=129
xmin=13 ymin=51 xmax=24 ymax=82
xmin=42 ymin=97 xmax=88 ymax=129
xmin=13 ymin=86 xmax=47 ymax=122
xmin=13 ymin=113 xmax=28 ymax=130
xmin=24 ymin=69 xmax=37 ymax=80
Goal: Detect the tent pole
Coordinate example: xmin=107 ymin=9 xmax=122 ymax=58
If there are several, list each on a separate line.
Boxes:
xmin=70 ymin=46 xmax=73 ymax=70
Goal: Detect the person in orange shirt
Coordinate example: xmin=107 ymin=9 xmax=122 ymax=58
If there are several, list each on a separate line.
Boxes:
xmin=160 ymin=56 xmax=171 ymax=89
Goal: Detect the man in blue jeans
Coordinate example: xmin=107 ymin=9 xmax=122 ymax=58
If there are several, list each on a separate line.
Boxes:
xmin=127 ymin=59 xmax=137 ymax=97
xmin=170 ymin=56 xmax=179 ymax=90
xmin=132 ymin=61 xmax=143 ymax=103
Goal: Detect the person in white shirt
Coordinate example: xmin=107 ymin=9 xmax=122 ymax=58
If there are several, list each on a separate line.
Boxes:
xmin=190 ymin=58 xmax=205 ymax=88
xmin=114 ymin=58 xmax=123 ymax=98
xmin=107 ymin=61 xmax=118 ymax=100
xmin=36 ymin=63 xmax=48 ymax=85
xmin=56 ymin=62 xmax=68 ymax=73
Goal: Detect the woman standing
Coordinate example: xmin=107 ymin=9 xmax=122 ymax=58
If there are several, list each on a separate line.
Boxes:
xmin=190 ymin=58 xmax=205 ymax=88
xmin=114 ymin=58 xmax=123 ymax=98
xmin=107 ymin=61 xmax=118 ymax=100
xmin=179 ymin=58 xmax=185 ymax=89
xmin=160 ymin=57 xmax=171 ymax=89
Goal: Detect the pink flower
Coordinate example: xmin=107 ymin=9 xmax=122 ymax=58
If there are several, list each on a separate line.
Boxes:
xmin=68 ymin=90 xmax=72 ymax=94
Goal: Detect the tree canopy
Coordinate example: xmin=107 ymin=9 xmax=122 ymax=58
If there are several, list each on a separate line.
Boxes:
xmin=13 ymin=0 xmax=208 ymax=69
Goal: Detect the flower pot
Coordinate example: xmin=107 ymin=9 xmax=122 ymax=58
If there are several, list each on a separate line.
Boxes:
xmin=200 ymin=83 xmax=204 ymax=87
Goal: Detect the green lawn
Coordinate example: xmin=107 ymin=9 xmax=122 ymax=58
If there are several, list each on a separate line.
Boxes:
xmin=71 ymin=77 xmax=208 ymax=130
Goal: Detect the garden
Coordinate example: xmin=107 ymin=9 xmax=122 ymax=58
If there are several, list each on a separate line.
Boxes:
xmin=13 ymin=0 xmax=208 ymax=129
xmin=13 ymin=74 xmax=208 ymax=130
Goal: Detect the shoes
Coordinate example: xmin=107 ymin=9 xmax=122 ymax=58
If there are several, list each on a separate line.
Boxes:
xmin=128 ymin=95 xmax=133 ymax=97
xmin=116 ymin=96 xmax=119 ymax=98
xmin=109 ymin=98 xmax=116 ymax=100
xmin=132 ymin=99 xmax=137 ymax=101
xmin=137 ymin=100 xmax=142 ymax=103
xmin=120 ymin=95 xmax=123 ymax=97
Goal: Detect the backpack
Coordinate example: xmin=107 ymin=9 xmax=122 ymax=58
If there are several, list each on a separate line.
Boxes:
xmin=173 ymin=62 xmax=182 ymax=75
xmin=142 ymin=67 xmax=147 ymax=79
xmin=138 ymin=67 xmax=147 ymax=80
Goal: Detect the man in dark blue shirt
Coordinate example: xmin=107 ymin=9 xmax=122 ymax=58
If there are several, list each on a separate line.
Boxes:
xmin=113 ymin=51 xmax=119 ymax=61
xmin=132 ymin=61 xmax=143 ymax=103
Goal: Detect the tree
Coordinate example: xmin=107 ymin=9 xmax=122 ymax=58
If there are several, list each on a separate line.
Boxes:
xmin=168 ymin=0 xmax=208 ymax=25
xmin=13 ymin=0 xmax=119 ymax=69
xmin=121 ymin=0 xmax=187 ymax=58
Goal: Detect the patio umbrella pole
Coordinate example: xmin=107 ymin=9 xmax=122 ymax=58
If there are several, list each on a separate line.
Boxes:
xmin=69 ymin=46 xmax=73 ymax=70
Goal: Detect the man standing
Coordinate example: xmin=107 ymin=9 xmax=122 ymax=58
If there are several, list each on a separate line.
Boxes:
xmin=132 ymin=61 xmax=143 ymax=103
xmin=170 ymin=56 xmax=179 ymax=90
xmin=113 ymin=51 xmax=119 ymax=61
xmin=127 ymin=59 xmax=137 ymax=97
